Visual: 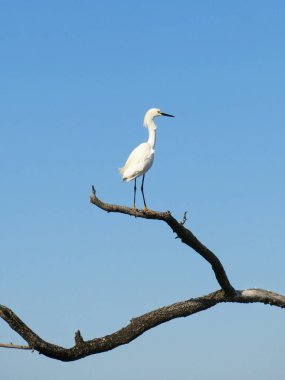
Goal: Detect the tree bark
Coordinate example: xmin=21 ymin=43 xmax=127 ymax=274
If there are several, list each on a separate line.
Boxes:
xmin=0 ymin=188 xmax=284 ymax=362
xmin=90 ymin=186 xmax=235 ymax=296
xmin=1 ymin=289 xmax=285 ymax=361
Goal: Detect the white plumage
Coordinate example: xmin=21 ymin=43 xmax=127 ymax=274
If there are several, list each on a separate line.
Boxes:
xmin=120 ymin=142 xmax=154 ymax=181
xmin=120 ymin=108 xmax=174 ymax=209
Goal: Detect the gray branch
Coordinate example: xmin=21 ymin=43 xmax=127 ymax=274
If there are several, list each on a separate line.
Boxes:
xmin=90 ymin=186 xmax=235 ymax=296
xmin=1 ymin=289 xmax=285 ymax=361
xmin=1 ymin=189 xmax=284 ymax=362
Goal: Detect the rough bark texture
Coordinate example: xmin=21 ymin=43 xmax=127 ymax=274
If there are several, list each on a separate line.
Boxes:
xmin=0 ymin=187 xmax=284 ymax=362
xmin=1 ymin=289 xmax=285 ymax=361
xmin=90 ymin=186 xmax=235 ymax=296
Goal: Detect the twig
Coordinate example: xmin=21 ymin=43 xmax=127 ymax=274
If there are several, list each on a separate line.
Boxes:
xmin=0 ymin=342 xmax=32 ymax=350
xmin=180 ymin=211 xmax=188 ymax=226
xmin=75 ymin=330 xmax=84 ymax=345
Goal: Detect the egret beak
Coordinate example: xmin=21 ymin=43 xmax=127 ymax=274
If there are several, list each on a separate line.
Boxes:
xmin=160 ymin=112 xmax=175 ymax=117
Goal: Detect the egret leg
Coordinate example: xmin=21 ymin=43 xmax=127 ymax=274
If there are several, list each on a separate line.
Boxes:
xmin=141 ymin=174 xmax=148 ymax=210
xmin=133 ymin=178 xmax=137 ymax=209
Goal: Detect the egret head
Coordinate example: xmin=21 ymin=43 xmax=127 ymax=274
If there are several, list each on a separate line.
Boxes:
xmin=143 ymin=108 xmax=174 ymax=127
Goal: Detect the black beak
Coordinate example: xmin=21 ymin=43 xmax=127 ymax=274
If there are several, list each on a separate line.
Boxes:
xmin=160 ymin=112 xmax=175 ymax=117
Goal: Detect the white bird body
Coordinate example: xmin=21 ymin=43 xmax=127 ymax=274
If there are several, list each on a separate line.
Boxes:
xmin=120 ymin=142 xmax=154 ymax=181
xmin=120 ymin=108 xmax=174 ymax=209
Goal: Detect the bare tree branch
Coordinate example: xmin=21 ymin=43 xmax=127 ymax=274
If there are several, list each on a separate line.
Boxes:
xmin=0 ymin=343 xmax=32 ymax=350
xmin=90 ymin=186 xmax=236 ymax=296
xmin=1 ymin=190 xmax=284 ymax=362
xmin=180 ymin=211 xmax=188 ymax=226
xmin=1 ymin=289 xmax=285 ymax=361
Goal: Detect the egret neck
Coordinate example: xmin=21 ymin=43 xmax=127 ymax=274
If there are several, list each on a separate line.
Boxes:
xmin=146 ymin=120 xmax=157 ymax=149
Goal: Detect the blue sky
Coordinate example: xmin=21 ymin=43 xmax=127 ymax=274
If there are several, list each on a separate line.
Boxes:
xmin=1 ymin=1 xmax=285 ymax=379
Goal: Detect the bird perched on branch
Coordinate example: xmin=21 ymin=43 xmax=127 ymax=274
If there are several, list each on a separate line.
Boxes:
xmin=119 ymin=108 xmax=174 ymax=210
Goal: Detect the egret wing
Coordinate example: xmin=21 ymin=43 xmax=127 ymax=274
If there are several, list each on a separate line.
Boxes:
xmin=124 ymin=142 xmax=150 ymax=167
xmin=120 ymin=143 xmax=154 ymax=181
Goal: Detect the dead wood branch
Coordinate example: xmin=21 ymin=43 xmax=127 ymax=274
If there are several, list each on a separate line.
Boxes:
xmin=90 ymin=186 xmax=236 ymax=296
xmin=1 ymin=189 xmax=284 ymax=362
xmin=1 ymin=289 xmax=285 ymax=361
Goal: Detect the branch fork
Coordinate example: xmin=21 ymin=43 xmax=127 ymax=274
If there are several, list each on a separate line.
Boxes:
xmin=0 ymin=186 xmax=284 ymax=362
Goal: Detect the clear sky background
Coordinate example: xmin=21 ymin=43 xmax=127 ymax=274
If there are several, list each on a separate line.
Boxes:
xmin=1 ymin=1 xmax=285 ymax=379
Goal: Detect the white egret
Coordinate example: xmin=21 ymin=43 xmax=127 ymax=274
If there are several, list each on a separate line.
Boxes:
xmin=119 ymin=108 xmax=174 ymax=209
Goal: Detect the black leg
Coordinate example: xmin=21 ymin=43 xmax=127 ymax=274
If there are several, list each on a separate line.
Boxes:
xmin=133 ymin=178 xmax=137 ymax=209
xmin=141 ymin=174 xmax=148 ymax=209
